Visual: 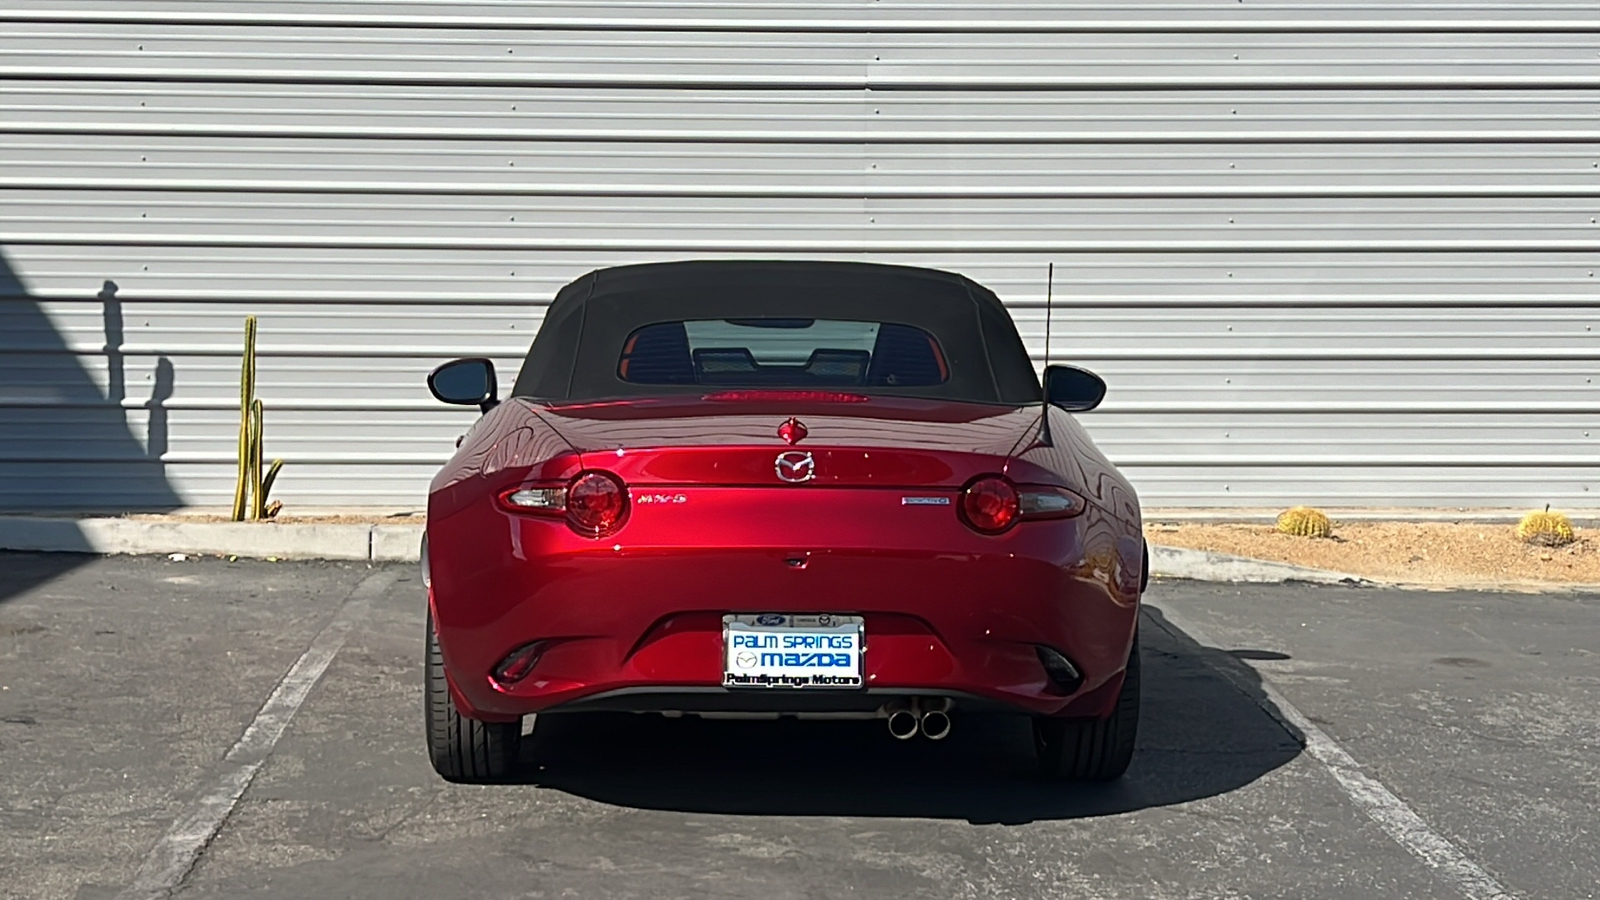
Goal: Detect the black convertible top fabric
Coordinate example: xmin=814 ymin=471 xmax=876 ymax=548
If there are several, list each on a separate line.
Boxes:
xmin=509 ymin=260 xmax=1042 ymax=404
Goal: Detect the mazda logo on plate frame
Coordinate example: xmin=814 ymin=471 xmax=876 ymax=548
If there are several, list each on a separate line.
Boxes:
xmin=774 ymin=450 xmax=816 ymax=483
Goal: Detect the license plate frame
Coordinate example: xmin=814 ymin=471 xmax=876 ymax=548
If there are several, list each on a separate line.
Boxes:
xmin=722 ymin=614 xmax=865 ymax=689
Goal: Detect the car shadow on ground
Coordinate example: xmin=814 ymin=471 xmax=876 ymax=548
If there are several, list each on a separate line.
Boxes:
xmin=517 ymin=603 xmax=1306 ymax=824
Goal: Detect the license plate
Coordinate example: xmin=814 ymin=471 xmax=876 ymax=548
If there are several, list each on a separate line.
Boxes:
xmin=722 ymin=614 xmax=864 ymax=689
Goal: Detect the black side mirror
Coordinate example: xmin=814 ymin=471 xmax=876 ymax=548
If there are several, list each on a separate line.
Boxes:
xmin=428 ymin=358 xmax=498 ymax=413
xmin=1043 ymin=364 xmax=1106 ymax=412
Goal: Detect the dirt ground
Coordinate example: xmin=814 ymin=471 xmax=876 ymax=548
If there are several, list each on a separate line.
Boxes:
xmin=1147 ymin=520 xmax=1600 ymax=586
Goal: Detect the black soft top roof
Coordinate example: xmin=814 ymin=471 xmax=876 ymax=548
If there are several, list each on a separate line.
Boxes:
xmin=509 ymin=260 xmax=1042 ymax=404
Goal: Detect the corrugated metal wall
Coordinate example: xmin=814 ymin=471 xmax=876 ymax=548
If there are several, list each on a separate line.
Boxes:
xmin=2 ymin=1 xmax=1596 ymax=511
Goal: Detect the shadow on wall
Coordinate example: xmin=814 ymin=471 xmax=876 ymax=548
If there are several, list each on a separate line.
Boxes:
xmin=0 ymin=247 xmax=182 ymax=601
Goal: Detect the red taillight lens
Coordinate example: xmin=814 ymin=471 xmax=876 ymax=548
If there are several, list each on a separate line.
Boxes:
xmin=960 ymin=477 xmax=1020 ymax=534
xmin=566 ymin=471 xmax=627 ymax=536
xmin=498 ymin=471 xmax=629 ymax=537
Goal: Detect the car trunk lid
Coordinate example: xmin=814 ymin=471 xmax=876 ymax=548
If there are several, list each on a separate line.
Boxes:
xmin=527 ymin=395 xmax=1038 ymax=488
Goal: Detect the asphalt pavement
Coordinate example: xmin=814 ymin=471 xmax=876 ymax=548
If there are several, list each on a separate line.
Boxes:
xmin=0 ymin=552 xmax=1594 ymax=899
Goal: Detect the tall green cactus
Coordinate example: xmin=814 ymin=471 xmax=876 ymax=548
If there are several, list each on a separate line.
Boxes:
xmin=232 ymin=316 xmax=284 ymax=521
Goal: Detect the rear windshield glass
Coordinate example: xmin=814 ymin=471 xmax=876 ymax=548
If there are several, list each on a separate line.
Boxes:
xmin=617 ymin=318 xmax=949 ymax=388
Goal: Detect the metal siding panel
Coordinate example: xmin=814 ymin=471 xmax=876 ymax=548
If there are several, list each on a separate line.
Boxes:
xmin=8 ymin=86 xmax=1600 ymax=141
xmin=1 ymin=5 xmax=1596 ymax=511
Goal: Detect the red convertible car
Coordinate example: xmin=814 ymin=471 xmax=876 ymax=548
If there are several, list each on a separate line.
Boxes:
xmin=423 ymin=261 xmax=1145 ymax=783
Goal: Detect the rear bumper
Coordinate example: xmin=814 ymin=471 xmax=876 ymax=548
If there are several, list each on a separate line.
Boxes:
xmin=530 ymin=684 xmax=1125 ymax=720
xmin=427 ymin=493 xmax=1141 ymax=721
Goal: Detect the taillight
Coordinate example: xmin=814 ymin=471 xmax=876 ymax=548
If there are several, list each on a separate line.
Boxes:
xmin=566 ymin=471 xmax=627 ymax=535
xmin=960 ymin=477 xmax=1020 ymax=534
xmin=497 ymin=471 xmax=629 ymax=537
xmin=959 ymin=476 xmax=1087 ymax=534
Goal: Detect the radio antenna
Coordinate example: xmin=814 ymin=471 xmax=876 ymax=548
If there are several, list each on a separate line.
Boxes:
xmin=1039 ymin=262 xmax=1056 ymax=446
xmin=1044 ymin=262 xmax=1054 ymax=369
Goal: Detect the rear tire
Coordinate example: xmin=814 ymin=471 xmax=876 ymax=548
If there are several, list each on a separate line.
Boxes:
xmin=425 ymin=614 xmax=521 ymax=782
xmin=1034 ymin=631 xmax=1140 ymax=781
xmin=1140 ymin=539 xmax=1150 ymax=593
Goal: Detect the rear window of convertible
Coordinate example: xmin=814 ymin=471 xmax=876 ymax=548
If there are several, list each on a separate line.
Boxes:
xmin=617 ymin=318 xmax=949 ymax=387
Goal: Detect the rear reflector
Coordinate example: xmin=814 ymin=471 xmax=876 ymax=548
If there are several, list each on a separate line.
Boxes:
xmin=493 ymin=642 xmax=546 ymax=684
xmin=1035 ymin=645 xmax=1084 ymax=694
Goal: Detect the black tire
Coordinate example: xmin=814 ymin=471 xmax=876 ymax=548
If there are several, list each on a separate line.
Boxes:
xmin=1140 ymin=539 xmax=1150 ymax=594
xmin=425 ymin=614 xmax=521 ymax=782
xmin=1034 ymin=631 xmax=1140 ymax=781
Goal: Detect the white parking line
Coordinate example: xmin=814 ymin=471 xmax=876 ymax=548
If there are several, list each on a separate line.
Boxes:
xmin=1147 ymin=600 xmax=1516 ymax=900
xmin=117 ymin=569 xmax=399 ymax=900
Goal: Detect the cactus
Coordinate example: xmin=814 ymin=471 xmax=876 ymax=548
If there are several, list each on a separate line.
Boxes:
xmin=1516 ymin=505 xmax=1575 ymax=547
xmin=1275 ymin=506 xmax=1333 ymax=538
xmin=231 ymin=316 xmax=284 ymax=521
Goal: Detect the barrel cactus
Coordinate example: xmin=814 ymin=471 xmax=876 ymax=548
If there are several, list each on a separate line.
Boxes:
xmin=1275 ymin=506 xmax=1333 ymax=538
xmin=1516 ymin=506 xmax=1575 ymax=547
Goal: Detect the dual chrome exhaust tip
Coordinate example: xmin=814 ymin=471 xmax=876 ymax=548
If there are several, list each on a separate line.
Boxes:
xmin=885 ymin=698 xmax=953 ymax=741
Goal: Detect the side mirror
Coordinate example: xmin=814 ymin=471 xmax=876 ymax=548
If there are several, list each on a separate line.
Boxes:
xmin=1043 ymin=364 xmax=1106 ymax=412
xmin=428 ymin=358 xmax=498 ymax=413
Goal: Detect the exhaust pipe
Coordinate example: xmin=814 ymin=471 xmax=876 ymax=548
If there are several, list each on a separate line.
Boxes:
xmin=886 ymin=707 xmax=919 ymax=740
xmin=919 ymin=708 xmax=952 ymax=741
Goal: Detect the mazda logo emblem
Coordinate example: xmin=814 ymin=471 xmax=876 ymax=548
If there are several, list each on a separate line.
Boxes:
xmin=774 ymin=450 xmax=816 ymax=483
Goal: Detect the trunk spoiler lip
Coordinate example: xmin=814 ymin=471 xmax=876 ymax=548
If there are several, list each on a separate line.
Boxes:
xmin=526 ymin=394 xmax=1030 ymax=424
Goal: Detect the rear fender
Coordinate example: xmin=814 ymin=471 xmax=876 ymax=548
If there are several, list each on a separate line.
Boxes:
xmin=427 ymin=587 xmax=520 ymax=723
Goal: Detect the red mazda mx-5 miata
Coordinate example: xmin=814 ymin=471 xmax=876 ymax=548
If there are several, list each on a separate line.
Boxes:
xmin=422 ymin=260 xmax=1145 ymax=783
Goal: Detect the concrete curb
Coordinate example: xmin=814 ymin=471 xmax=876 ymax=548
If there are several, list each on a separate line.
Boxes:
xmin=1147 ymin=543 xmax=1372 ymax=586
xmin=370 ymin=525 xmax=425 ymax=562
xmin=0 ymin=516 xmax=424 ymax=563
